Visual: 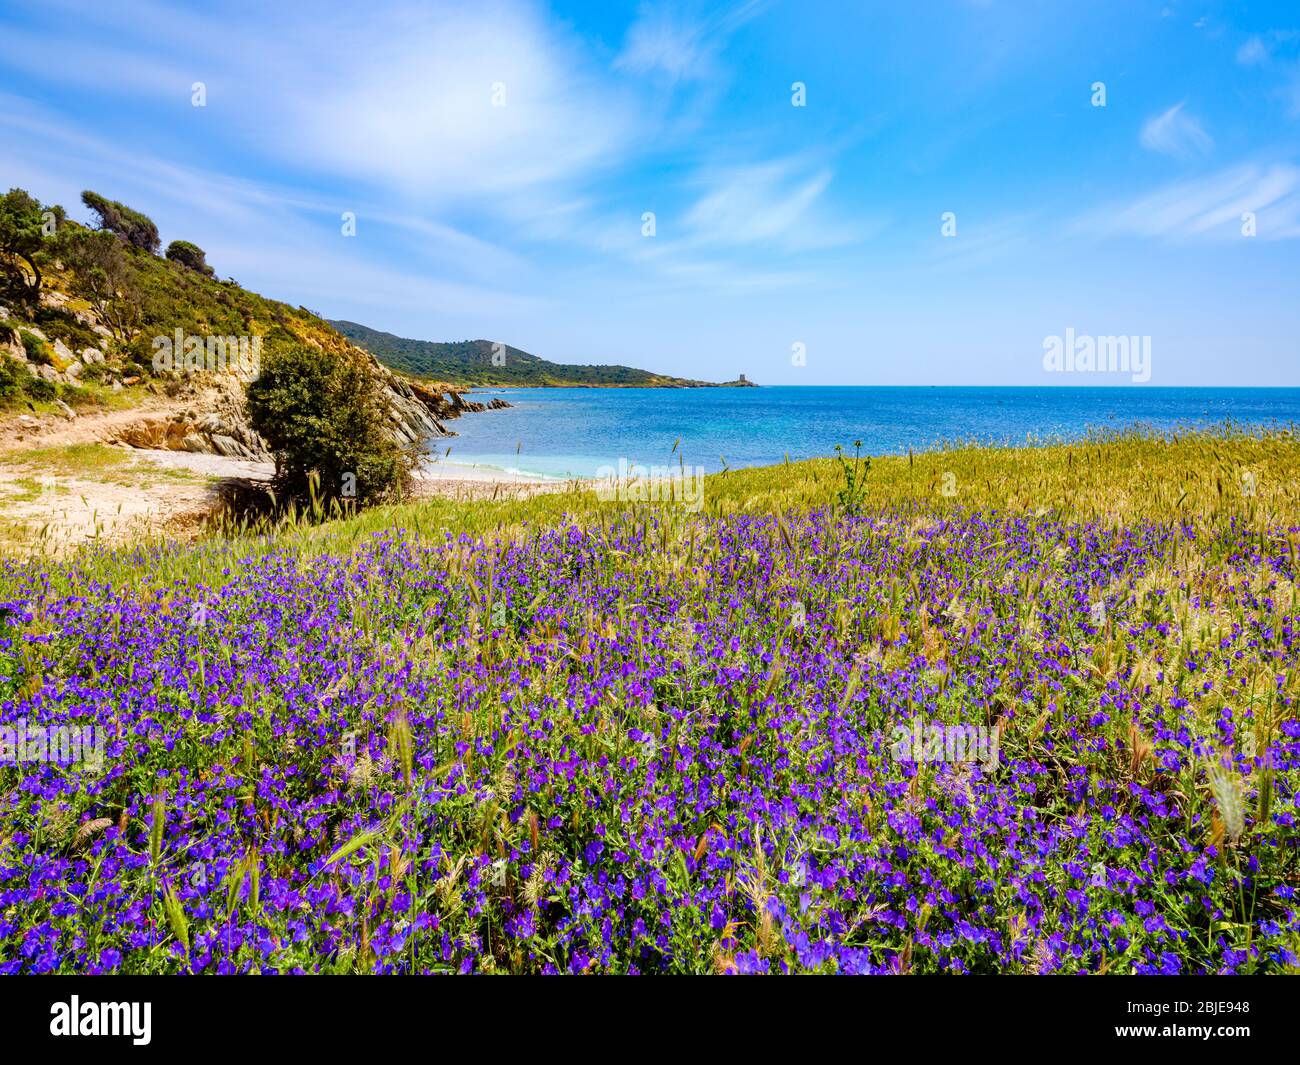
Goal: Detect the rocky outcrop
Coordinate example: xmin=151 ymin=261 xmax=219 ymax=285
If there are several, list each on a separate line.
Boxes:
xmin=380 ymin=370 xmax=452 ymax=445
xmin=406 ymin=376 xmax=510 ymax=415
xmin=375 ymin=361 xmax=511 ymax=444
xmin=108 ymin=375 xmax=271 ymax=460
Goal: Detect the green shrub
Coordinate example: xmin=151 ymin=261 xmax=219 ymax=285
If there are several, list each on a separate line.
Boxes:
xmin=22 ymin=373 xmax=56 ymax=402
xmin=0 ymin=353 xmax=23 ymax=405
xmin=56 ymin=228 xmax=144 ymax=342
xmin=19 ymin=329 xmax=51 ymax=365
xmin=165 ymin=240 xmax=214 ymax=276
xmin=0 ymin=187 xmax=49 ymax=308
xmin=246 ymin=339 xmax=414 ymax=506
xmin=34 ymin=306 xmax=100 ymax=351
xmin=59 ymin=383 xmax=93 ymax=408
xmin=76 ymin=361 xmax=111 ymax=385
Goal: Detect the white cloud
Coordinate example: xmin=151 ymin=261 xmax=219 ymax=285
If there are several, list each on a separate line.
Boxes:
xmin=614 ymin=9 xmax=717 ymax=83
xmin=1072 ymin=163 xmax=1300 ymax=241
xmin=682 ymin=160 xmax=836 ymax=247
xmin=1228 ymin=30 xmax=1300 ymax=116
xmin=1139 ymin=102 xmax=1213 ymax=158
xmin=0 ymin=1 xmax=644 ymax=213
xmin=0 ymin=1 xmax=860 ymax=304
xmin=929 ymin=212 xmax=1044 ymax=271
xmin=263 ymin=3 xmax=640 ymax=207
xmin=0 ymin=94 xmax=541 ymax=317
xmin=1237 ymin=36 xmax=1269 ymax=66
xmin=613 ymin=2 xmax=766 ymax=84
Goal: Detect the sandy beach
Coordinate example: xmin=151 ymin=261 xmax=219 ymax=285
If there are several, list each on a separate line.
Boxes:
xmin=128 ymin=448 xmax=573 ymax=496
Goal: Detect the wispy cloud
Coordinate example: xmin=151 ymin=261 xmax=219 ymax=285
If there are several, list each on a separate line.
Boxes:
xmin=267 ymin=3 xmax=642 ymax=208
xmin=1236 ymin=29 xmax=1300 ymax=66
xmin=0 ymin=94 xmax=541 ymax=317
xmin=570 ymin=149 xmax=873 ymax=294
xmin=1232 ymin=29 xmax=1300 ymax=118
xmin=1071 ymin=163 xmax=1300 ymax=241
xmin=928 ymin=212 xmax=1045 ymax=271
xmin=1139 ymin=102 xmax=1213 ymax=158
xmin=0 ymin=1 xmax=644 ymax=213
xmin=1237 ymin=36 xmax=1270 ymax=66
xmin=680 ymin=157 xmax=861 ymax=251
xmin=613 ymin=1 xmax=766 ymax=84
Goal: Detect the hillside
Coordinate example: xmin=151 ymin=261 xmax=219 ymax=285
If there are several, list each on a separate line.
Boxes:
xmin=331 ymin=319 xmax=755 ymax=388
xmin=1 ymin=188 xmax=504 ymax=461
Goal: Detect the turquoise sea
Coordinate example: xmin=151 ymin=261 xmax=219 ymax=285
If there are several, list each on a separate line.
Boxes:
xmin=431 ymin=386 xmax=1300 ymax=479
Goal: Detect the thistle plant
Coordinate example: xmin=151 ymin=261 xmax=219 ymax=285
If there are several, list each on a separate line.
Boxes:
xmin=833 ymin=440 xmax=870 ymax=518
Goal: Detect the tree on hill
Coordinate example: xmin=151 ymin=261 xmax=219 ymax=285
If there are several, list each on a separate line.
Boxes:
xmin=247 ymin=339 xmax=413 ymax=506
xmin=165 ymin=239 xmax=214 ymax=276
xmin=57 ymin=227 xmax=144 ymax=341
xmin=81 ymin=191 xmax=160 ymax=253
xmin=0 ymin=188 xmax=51 ymax=307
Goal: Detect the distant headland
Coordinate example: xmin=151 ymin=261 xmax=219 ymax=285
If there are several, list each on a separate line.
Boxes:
xmin=331 ymin=319 xmax=757 ymax=389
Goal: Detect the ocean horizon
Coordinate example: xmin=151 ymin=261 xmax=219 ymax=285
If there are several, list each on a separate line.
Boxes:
xmin=431 ymin=385 xmax=1300 ymax=479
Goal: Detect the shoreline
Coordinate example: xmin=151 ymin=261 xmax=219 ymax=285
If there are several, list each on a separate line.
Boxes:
xmin=124 ymin=449 xmax=567 ymax=486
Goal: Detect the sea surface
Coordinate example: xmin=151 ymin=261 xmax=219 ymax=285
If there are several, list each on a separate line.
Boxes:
xmin=430 ymin=386 xmax=1300 ymax=479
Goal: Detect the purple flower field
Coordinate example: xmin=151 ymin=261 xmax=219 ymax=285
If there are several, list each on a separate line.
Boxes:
xmin=1 ymin=502 xmax=1297 ymax=974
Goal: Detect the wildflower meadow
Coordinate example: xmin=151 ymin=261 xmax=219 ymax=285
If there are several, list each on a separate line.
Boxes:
xmin=1 ymin=430 xmax=1297 ymax=975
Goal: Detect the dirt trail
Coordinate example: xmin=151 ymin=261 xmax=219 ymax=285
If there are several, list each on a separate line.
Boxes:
xmin=0 ymin=395 xmax=190 ymax=453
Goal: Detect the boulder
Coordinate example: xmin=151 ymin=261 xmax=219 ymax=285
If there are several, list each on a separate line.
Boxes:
xmin=210 ymin=434 xmax=250 ymax=458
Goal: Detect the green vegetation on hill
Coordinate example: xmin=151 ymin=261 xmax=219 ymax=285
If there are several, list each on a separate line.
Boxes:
xmin=331 ymin=319 xmax=742 ymax=388
xmin=0 ymin=186 xmax=426 ymax=413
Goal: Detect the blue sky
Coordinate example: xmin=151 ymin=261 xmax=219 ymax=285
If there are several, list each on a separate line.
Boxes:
xmin=2 ymin=0 xmax=1298 ymax=385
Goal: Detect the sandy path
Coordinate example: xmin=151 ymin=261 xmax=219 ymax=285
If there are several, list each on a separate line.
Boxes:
xmin=0 ymin=394 xmax=188 ymax=453
xmin=0 ymin=459 xmax=221 ymax=551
